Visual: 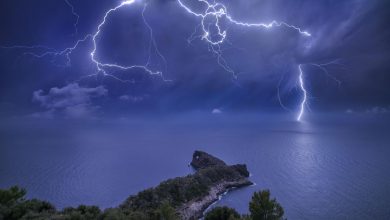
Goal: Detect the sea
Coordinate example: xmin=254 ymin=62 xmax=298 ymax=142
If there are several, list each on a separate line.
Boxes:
xmin=1 ymin=113 xmax=389 ymax=219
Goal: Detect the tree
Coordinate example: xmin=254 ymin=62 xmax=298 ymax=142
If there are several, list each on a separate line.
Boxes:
xmin=0 ymin=186 xmax=55 ymax=220
xmin=155 ymin=202 xmax=179 ymax=220
xmin=0 ymin=186 xmax=26 ymax=205
xmin=249 ymin=190 xmax=284 ymax=220
xmin=61 ymin=205 xmax=101 ymax=220
xmin=101 ymin=208 xmax=128 ymax=220
xmin=205 ymin=206 xmax=241 ymax=220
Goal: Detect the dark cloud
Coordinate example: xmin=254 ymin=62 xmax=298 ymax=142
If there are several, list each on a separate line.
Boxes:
xmin=32 ymin=83 xmax=107 ymax=118
xmin=0 ymin=0 xmax=389 ymax=116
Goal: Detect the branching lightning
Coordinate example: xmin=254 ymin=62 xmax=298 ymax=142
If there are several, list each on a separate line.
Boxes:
xmin=177 ymin=0 xmax=316 ymax=121
xmin=28 ymin=35 xmax=91 ymax=67
xmin=64 ymin=0 xmax=80 ymax=36
xmin=1 ymin=0 xmax=342 ymax=121
xmin=142 ymin=4 xmax=168 ymax=75
xmin=88 ymin=0 xmax=169 ymax=82
xmin=2 ymin=0 xmax=168 ymax=83
xmin=295 ymin=60 xmax=344 ymax=120
xmin=307 ymin=60 xmax=344 ymax=87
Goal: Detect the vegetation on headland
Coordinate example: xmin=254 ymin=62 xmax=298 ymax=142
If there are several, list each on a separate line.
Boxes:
xmin=121 ymin=164 xmax=251 ymax=215
xmin=205 ymin=190 xmax=285 ymax=220
xmin=0 ymin=151 xmax=285 ymax=219
xmin=0 ymin=186 xmax=284 ymax=220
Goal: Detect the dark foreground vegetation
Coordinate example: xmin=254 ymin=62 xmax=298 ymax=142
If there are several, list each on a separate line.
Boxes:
xmin=205 ymin=190 xmax=284 ymax=220
xmin=0 ymin=151 xmax=285 ymax=220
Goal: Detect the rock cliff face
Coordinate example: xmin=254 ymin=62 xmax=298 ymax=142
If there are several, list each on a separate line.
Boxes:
xmin=180 ymin=151 xmax=252 ymax=219
xmin=121 ymin=151 xmax=253 ymax=219
xmin=190 ymin=151 xmax=227 ymax=169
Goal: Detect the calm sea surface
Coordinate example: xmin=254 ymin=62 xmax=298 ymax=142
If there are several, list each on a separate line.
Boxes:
xmin=1 ymin=113 xmax=389 ymax=219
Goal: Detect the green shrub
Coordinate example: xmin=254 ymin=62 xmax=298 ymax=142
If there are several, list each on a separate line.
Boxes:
xmin=249 ymin=190 xmax=284 ymax=220
xmin=205 ymin=206 xmax=241 ymax=220
xmin=154 ymin=202 xmax=179 ymax=220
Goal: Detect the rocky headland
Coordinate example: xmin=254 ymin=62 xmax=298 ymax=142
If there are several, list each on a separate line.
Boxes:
xmin=0 ymin=151 xmax=253 ymax=220
xmin=121 ymin=150 xmax=253 ymax=219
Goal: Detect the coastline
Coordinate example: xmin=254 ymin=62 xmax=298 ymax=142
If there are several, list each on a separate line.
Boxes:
xmin=0 ymin=151 xmax=253 ymax=220
xmin=120 ymin=150 xmax=253 ymax=219
xmin=179 ymin=180 xmax=253 ymax=219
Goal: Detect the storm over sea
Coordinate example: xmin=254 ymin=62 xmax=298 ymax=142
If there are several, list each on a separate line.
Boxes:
xmin=1 ymin=113 xmax=389 ymax=220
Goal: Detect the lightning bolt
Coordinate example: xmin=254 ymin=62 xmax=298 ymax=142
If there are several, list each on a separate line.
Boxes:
xmin=1 ymin=0 xmax=341 ymax=121
xmin=177 ymin=0 xmax=310 ymax=45
xmin=1 ymin=36 xmax=91 ymax=68
xmin=0 ymin=45 xmax=55 ymax=50
xmin=277 ymin=74 xmax=291 ymax=112
xmin=177 ymin=0 xmax=316 ymax=121
xmin=295 ymin=60 xmax=344 ymax=121
xmin=142 ymin=4 xmax=168 ymax=75
xmin=88 ymin=0 xmax=169 ymax=82
xmin=307 ymin=60 xmax=344 ymax=87
xmin=1 ymin=0 xmax=169 ymax=83
xmin=297 ymin=64 xmax=307 ymax=121
xmin=64 ymin=0 xmax=80 ymax=36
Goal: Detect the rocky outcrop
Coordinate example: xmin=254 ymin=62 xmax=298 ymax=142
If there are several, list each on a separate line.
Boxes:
xmin=190 ymin=150 xmax=226 ymax=170
xmin=2 ymin=151 xmax=253 ymax=220
xmin=121 ymin=150 xmax=252 ymax=220
xmin=180 ymin=151 xmax=252 ymax=219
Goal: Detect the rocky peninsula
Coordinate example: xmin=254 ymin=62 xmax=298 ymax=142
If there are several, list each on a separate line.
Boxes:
xmin=121 ymin=150 xmax=253 ymax=219
xmin=0 ymin=151 xmax=253 ymax=220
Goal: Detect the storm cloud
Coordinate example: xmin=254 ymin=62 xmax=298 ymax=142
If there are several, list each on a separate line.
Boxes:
xmin=32 ymin=83 xmax=107 ymax=118
xmin=0 ymin=0 xmax=389 ymax=116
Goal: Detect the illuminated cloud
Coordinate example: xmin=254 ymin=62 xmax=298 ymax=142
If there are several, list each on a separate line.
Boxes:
xmin=32 ymin=83 xmax=107 ymax=118
xmin=212 ymin=108 xmax=222 ymax=114
xmin=0 ymin=0 xmax=389 ymax=117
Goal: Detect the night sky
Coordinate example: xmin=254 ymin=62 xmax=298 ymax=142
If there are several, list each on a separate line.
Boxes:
xmin=1 ymin=0 xmax=389 ymax=118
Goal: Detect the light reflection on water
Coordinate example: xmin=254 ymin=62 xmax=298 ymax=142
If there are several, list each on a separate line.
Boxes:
xmin=0 ymin=113 xmax=389 ymax=220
